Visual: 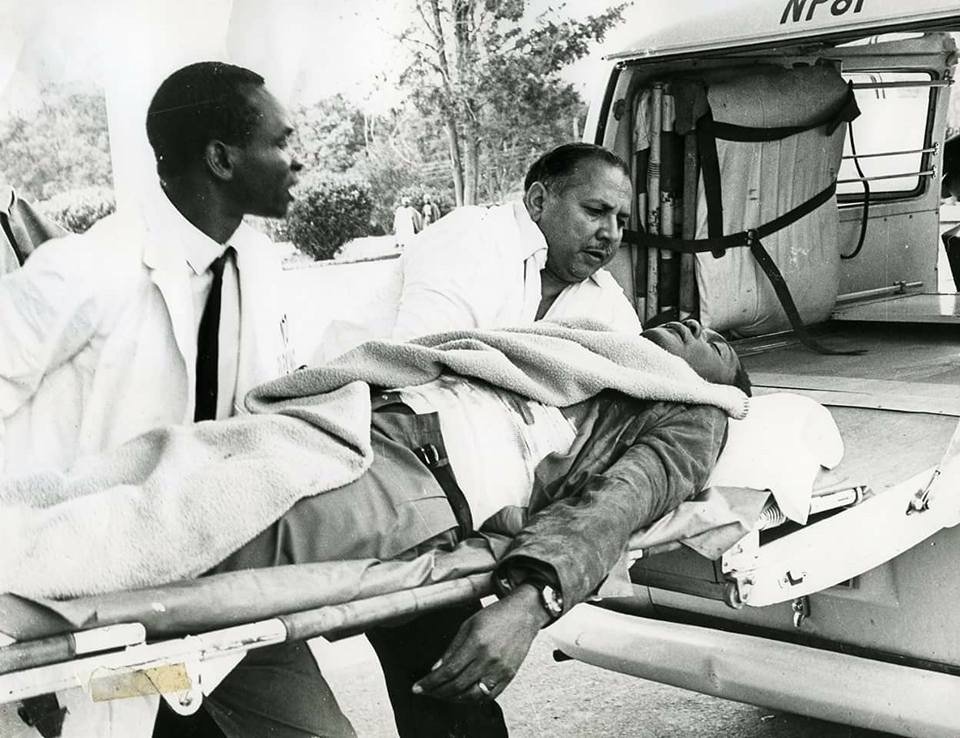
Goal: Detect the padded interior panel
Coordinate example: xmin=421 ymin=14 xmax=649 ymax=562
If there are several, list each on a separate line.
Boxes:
xmin=696 ymin=65 xmax=849 ymax=336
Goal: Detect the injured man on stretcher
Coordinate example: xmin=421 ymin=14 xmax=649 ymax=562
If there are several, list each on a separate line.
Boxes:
xmin=0 ymin=319 xmax=750 ymax=731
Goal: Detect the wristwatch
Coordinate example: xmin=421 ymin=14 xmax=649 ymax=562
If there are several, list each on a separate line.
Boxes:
xmin=538 ymin=583 xmax=564 ymax=620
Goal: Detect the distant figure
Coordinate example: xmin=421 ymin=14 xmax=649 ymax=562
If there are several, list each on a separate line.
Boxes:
xmin=393 ymin=196 xmax=422 ymax=248
xmin=421 ymin=194 xmax=441 ymax=228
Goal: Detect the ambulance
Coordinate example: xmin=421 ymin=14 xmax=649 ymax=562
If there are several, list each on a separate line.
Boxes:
xmin=2 ymin=2 xmax=960 ymax=736
xmin=547 ymin=2 xmax=960 ymax=735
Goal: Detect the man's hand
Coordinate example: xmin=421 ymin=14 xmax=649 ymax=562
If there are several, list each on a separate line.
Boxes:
xmin=412 ymin=583 xmax=553 ymax=702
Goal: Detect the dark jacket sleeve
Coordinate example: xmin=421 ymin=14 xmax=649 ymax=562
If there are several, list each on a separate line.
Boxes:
xmin=1 ymin=185 xmax=68 ymax=267
xmin=494 ymin=397 xmax=727 ymax=614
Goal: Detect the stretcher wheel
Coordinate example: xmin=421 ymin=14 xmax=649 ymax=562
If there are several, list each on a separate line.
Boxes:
xmin=723 ymin=581 xmax=745 ymax=610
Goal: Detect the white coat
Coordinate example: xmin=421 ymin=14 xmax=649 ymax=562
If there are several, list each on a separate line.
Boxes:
xmin=0 ymin=199 xmax=294 ymax=474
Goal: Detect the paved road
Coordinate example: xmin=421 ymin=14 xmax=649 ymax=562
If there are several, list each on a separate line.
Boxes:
xmin=315 ymin=634 xmax=897 ymax=737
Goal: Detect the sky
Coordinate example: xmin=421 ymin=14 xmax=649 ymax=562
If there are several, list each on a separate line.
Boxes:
xmin=0 ymin=0 xmax=721 ymax=114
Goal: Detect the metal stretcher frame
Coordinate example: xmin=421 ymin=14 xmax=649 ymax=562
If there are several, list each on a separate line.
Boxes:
xmin=0 ymin=574 xmax=492 ymax=709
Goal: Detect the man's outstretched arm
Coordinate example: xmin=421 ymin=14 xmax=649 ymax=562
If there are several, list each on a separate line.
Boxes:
xmin=414 ymin=399 xmax=727 ymax=701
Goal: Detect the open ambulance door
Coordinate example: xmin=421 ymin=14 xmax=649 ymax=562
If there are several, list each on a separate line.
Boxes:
xmin=571 ymin=0 xmax=960 ymax=674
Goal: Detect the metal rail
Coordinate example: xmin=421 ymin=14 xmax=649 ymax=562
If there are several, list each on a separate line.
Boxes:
xmin=0 ymin=574 xmax=493 ymax=705
xmin=841 ymin=146 xmax=937 ymax=161
xmin=836 ymin=281 xmax=924 ymax=304
xmin=837 ymin=169 xmax=935 ymax=185
xmin=851 ymin=80 xmax=950 ymax=90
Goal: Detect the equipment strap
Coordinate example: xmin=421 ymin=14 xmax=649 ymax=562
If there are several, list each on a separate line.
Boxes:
xmin=627 ymin=82 xmax=862 ymax=354
xmin=0 ymin=211 xmax=26 ymax=266
xmin=415 ymin=444 xmax=474 ymax=540
xmin=623 ymin=181 xmax=836 ymax=255
xmin=702 ymin=85 xmax=860 ymax=143
xmin=623 ymin=182 xmax=861 ymax=355
xmin=696 ymin=109 xmax=725 ymax=246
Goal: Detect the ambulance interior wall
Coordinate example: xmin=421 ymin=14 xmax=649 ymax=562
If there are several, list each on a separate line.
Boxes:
xmin=602 ymin=34 xmax=957 ymax=328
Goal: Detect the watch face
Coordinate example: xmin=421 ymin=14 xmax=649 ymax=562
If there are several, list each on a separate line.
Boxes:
xmin=541 ymin=584 xmax=564 ymax=618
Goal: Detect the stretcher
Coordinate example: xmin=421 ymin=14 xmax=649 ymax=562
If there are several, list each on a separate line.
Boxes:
xmin=0 ymin=543 xmax=500 ymax=736
xmin=0 ymin=392 xmax=868 ymax=736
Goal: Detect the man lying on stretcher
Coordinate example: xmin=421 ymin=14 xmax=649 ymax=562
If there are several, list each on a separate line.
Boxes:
xmin=0 ymin=320 xmax=749 ymax=735
xmin=216 ymin=321 xmax=747 ymax=707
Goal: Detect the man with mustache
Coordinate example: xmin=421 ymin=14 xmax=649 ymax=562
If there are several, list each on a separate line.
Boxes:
xmin=381 ymin=142 xmax=643 ymax=737
xmin=392 ymin=142 xmax=642 ymax=340
xmin=0 ymin=61 xmax=313 ymax=737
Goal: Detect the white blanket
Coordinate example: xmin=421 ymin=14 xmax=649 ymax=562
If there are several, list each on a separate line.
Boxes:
xmin=1 ymin=321 xmax=748 ymax=598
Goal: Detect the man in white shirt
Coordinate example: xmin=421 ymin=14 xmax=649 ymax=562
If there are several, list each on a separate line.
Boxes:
xmin=378 ymin=143 xmax=642 ymax=737
xmin=393 ymin=143 xmax=642 ymax=340
xmin=0 ymin=62 xmax=302 ymax=473
xmin=0 ymin=62 xmax=341 ymax=737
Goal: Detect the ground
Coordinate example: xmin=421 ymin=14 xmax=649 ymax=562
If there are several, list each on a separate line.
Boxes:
xmin=314 ymin=633 xmax=896 ymax=737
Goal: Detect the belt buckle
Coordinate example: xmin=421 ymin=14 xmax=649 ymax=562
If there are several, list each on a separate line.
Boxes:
xmin=415 ymin=443 xmax=441 ymax=467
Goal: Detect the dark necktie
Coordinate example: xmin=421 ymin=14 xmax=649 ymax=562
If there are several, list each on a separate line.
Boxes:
xmin=194 ymin=247 xmax=234 ymax=422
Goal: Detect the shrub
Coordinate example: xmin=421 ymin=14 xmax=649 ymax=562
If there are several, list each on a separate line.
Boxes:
xmin=39 ymin=186 xmax=116 ymax=234
xmin=244 ymin=214 xmax=289 ymax=243
xmin=285 ymin=174 xmax=375 ymax=260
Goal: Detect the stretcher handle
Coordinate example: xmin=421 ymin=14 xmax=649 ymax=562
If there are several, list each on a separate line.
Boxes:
xmin=281 ymin=573 xmax=493 ymax=642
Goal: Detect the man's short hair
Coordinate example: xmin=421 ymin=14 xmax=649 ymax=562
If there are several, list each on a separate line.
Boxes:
xmin=146 ymin=61 xmax=265 ymax=178
xmin=524 ymin=143 xmax=630 ymax=193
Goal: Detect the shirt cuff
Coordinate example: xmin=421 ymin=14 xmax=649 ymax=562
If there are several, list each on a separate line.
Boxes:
xmin=493 ymin=556 xmax=561 ymax=598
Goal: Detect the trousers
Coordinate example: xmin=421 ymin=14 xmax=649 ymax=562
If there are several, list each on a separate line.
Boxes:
xmin=152 ymin=406 xmax=506 ymax=737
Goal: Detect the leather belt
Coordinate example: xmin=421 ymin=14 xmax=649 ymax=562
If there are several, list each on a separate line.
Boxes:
xmin=372 ymin=393 xmax=474 ymax=539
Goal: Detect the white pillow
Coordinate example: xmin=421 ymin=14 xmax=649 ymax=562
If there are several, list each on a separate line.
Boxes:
xmin=705 ymin=392 xmax=844 ymax=524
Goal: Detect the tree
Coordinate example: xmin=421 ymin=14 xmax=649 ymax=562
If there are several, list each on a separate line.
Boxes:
xmin=398 ymin=0 xmax=627 ymax=206
xmin=291 ymin=94 xmax=367 ymax=174
xmin=0 ymin=82 xmax=113 ymax=201
xmin=350 ymin=105 xmax=453 ymax=232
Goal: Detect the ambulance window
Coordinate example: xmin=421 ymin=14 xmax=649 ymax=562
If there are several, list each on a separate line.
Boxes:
xmin=838 ymin=71 xmax=934 ymax=200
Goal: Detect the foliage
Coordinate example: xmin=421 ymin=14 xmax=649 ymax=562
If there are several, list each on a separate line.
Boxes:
xmin=243 ymin=214 xmax=289 ymax=244
xmin=285 ymin=173 xmax=376 ymax=260
xmin=349 ymin=107 xmax=455 ymax=232
xmin=38 ymin=186 xmax=115 ymax=234
xmin=292 ymin=94 xmax=367 ymax=174
xmin=287 ymin=95 xmax=455 ymax=234
xmin=0 ymin=83 xmax=113 ymax=201
xmin=949 ymin=34 xmax=960 ymax=138
xmin=398 ymin=0 xmax=627 ymax=205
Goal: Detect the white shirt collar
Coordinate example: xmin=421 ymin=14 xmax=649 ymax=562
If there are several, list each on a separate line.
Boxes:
xmin=509 ymin=199 xmax=608 ymax=286
xmin=148 ymin=186 xmax=235 ymax=275
xmin=510 ymin=200 xmax=548 ymax=270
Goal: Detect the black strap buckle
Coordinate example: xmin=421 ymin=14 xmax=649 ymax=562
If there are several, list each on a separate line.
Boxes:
xmin=414 ymin=444 xmax=442 ymax=467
